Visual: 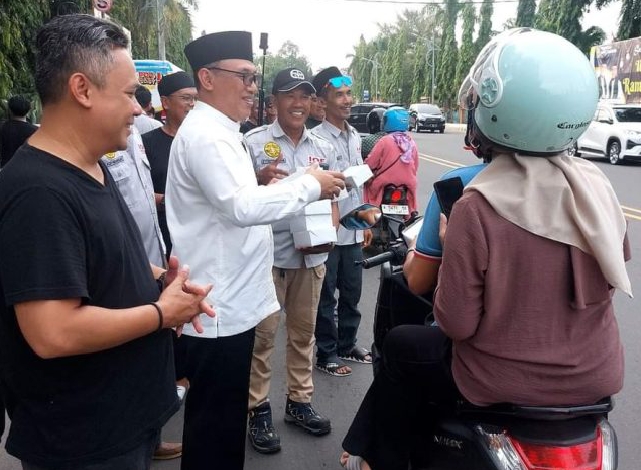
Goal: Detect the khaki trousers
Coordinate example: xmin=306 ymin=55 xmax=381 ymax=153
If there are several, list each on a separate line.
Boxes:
xmin=249 ymin=264 xmax=326 ymax=408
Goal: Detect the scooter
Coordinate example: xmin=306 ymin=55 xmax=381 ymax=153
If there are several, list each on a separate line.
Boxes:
xmin=370 ymin=184 xmax=415 ymax=251
xmin=342 ymin=205 xmax=619 ymax=470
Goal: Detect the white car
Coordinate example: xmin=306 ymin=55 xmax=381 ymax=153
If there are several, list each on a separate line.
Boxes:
xmin=573 ymin=103 xmax=641 ymax=165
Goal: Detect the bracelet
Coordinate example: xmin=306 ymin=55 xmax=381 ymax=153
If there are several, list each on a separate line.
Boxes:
xmin=149 ymin=302 xmax=164 ymax=331
xmin=407 ymin=248 xmax=415 ymax=254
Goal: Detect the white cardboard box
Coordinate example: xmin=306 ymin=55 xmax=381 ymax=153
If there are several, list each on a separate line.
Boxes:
xmin=344 ymin=164 xmax=373 ymax=189
xmin=290 ymin=214 xmax=334 ymax=233
xmin=301 ymin=200 xmax=332 ymax=215
xmin=289 ymin=200 xmax=333 ymax=232
xmin=292 ymin=228 xmax=337 ymax=248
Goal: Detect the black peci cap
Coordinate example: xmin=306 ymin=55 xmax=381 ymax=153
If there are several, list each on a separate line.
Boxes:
xmin=158 ymin=72 xmax=195 ymax=96
xmin=184 ymin=31 xmax=253 ymax=71
xmin=272 ymin=68 xmax=315 ymax=95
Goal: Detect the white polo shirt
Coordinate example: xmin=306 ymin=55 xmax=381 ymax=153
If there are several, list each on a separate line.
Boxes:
xmin=165 ymin=101 xmax=321 ymax=338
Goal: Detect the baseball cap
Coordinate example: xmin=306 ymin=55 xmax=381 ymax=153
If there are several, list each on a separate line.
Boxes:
xmin=272 ymin=68 xmax=315 ymax=95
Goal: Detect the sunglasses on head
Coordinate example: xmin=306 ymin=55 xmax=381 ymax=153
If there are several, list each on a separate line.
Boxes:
xmin=326 ymin=75 xmax=353 ymax=89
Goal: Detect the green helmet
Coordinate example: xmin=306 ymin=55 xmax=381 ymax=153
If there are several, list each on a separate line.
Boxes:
xmin=458 ymin=28 xmax=598 ymax=154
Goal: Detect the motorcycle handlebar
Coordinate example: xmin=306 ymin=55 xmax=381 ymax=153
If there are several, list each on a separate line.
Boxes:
xmin=358 ymin=251 xmax=396 ymax=269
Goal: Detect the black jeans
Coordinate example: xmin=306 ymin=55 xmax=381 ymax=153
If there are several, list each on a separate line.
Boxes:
xmin=21 ymin=429 xmax=159 ymax=470
xmin=315 ymin=243 xmax=364 ymax=361
xmin=180 ymin=329 xmax=255 ymax=470
xmin=342 ymin=325 xmax=460 ymax=470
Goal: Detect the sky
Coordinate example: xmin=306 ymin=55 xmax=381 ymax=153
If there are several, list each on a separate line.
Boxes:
xmin=189 ymin=0 xmax=622 ymax=73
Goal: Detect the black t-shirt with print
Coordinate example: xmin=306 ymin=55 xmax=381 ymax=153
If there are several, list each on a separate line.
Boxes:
xmin=0 ymin=145 xmax=178 ymax=466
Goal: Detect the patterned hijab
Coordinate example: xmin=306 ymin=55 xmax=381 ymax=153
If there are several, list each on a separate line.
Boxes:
xmin=391 ymin=131 xmax=415 ymax=163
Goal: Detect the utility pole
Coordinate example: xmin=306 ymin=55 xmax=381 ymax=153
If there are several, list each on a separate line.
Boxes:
xmin=156 ymin=0 xmax=166 ymax=60
xmin=426 ymin=31 xmax=438 ymax=104
xmin=358 ymin=57 xmax=380 ymax=102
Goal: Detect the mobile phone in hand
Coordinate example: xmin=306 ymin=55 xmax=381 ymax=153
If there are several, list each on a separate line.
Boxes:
xmin=433 ymin=177 xmax=464 ymax=218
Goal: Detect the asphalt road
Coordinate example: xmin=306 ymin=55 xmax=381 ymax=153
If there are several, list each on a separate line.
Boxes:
xmin=1 ymin=124 xmax=639 ymax=469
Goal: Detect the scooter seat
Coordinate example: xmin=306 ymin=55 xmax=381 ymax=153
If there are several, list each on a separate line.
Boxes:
xmin=455 ymin=397 xmax=613 ymax=421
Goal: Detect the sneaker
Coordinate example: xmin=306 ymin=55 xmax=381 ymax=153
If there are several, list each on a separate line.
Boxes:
xmin=284 ymin=398 xmax=331 ymax=436
xmin=248 ymin=402 xmax=281 ymax=454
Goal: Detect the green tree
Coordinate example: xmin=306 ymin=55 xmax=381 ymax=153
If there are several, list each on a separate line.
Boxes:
xmin=108 ymin=0 xmax=197 ymax=64
xmin=411 ymin=38 xmax=428 ymax=103
xmin=256 ymin=41 xmax=313 ymax=96
xmin=0 ymin=0 xmax=49 ymax=100
xmin=515 ymin=0 xmax=537 ymax=27
xmin=535 ymin=0 xmax=608 ymax=53
xmin=389 ymin=26 xmax=409 ymax=103
xmin=163 ymin=2 xmax=192 ymax=70
xmin=435 ymin=0 xmax=460 ymax=117
xmin=475 ymin=0 xmax=494 ymax=56
xmin=456 ymin=3 xmax=476 ymax=92
xmin=616 ymin=0 xmax=641 ymax=40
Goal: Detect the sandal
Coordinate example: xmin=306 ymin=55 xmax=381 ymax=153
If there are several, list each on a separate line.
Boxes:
xmin=339 ymin=346 xmax=372 ymax=364
xmin=315 ymin=359 xmax=352 ymax=377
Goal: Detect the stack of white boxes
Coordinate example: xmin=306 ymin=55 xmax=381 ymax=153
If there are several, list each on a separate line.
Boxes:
xmin=290 ymin=199 xmax=337 ymax=248
xmin=285 ymin=164 xmax=373 ymax=248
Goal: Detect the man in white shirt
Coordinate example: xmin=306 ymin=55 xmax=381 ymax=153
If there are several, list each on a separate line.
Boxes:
xmin=165 ymin=31 xmax=345 ymax=470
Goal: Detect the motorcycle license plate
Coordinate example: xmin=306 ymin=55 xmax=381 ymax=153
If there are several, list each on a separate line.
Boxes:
xmin=382 ymin=204 xmax=409 ymax=215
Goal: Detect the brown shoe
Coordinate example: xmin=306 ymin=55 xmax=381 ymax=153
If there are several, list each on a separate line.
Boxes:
xmin=153 ymin=441 xmax=183 ymax=460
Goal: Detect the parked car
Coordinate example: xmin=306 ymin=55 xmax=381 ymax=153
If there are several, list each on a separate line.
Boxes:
xmin=349 ymin=102 xmax=403 ymax=134
xmin=408 ymin=103 xmax=445 ymax=133
xmin=572 ymin=103 xmax=641 ymax=165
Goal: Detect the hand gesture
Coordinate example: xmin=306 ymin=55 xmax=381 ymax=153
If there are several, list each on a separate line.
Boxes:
xmin=306 ymin=163 xmax=345 ymax=200
xmin=257 ymin=153 xmax=289 ymax=185
xmin=157 ymin=264 xmax=215 ymax=335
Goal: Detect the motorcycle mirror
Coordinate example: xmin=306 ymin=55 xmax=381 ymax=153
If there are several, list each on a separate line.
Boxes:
xmin=340 ymin=204 xmax=382 ymax=230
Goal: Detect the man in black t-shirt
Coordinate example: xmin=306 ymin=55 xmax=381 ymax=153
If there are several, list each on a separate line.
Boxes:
xmin=0 ymin=96 xmax=38 ymax=167
xmin=0 ymin=15 xmax=214 ymax=470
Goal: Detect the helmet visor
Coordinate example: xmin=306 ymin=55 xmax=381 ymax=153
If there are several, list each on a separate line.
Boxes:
xmin=458 ymin=28 xmax=532 ymax=110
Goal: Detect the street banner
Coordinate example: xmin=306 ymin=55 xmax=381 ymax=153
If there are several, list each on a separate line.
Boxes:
xmin=591 ymin=37 xmax=641 ymax=104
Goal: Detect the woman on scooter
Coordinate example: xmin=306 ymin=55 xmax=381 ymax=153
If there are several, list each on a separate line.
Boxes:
xmin=340 ymin=28 xmax=630 ymax=470
xmin=363 ymin=107 xmax=419 ymax=215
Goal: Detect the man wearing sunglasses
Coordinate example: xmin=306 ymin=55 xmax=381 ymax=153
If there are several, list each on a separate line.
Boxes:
xmin=165 ymin=32 xmax=346 ymax=470
xmin=311 ymin=67 xmax=373 ymax=378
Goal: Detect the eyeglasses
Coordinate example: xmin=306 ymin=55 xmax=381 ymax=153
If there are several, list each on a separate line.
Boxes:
xmin=172 ymin=94 xmax=199 ymax=104
xmin=206 ymin=66 xmax=261 ymax=87
xmin=326 ymin=75 xmax=353 ymax=89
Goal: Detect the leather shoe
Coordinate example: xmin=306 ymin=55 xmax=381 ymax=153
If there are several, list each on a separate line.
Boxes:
xmin=153 ymin=441 xmax=183 ymax=460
